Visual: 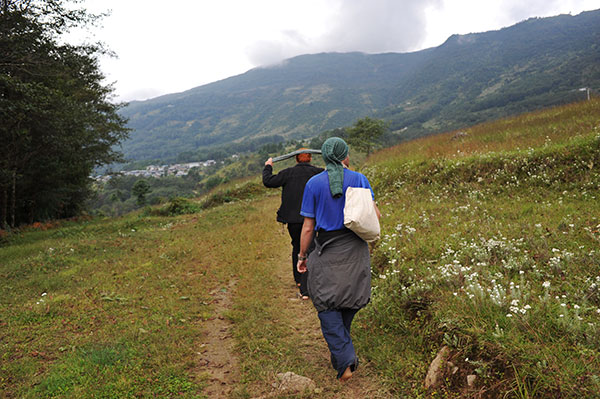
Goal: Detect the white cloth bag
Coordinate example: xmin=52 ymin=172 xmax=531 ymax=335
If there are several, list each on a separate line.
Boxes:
xmin=343 ymin=186 xmax=380 ymax=242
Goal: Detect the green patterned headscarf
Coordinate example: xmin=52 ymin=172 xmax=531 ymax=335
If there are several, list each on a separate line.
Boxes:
xmin=321 ymin=137 xmax=349 ymax=198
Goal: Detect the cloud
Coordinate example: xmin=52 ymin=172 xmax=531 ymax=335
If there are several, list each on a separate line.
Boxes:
xmin=246 ymin=30 xmax=311 ymax=66
xmin=81 ymin=0 xmax=599 ymax=100
xmin=318 ymin=0 xmax=443 ymax=53
xmin=246 ymin=0 xmax=443 ymax=66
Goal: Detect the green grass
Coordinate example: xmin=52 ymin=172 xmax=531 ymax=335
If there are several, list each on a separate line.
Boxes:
xmin=0 ymin=201 xmax=263 ymax=398
xmin=0 ymin=188 xmax=312 ymax=398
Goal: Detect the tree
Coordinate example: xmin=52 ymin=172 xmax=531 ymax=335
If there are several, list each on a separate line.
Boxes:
xmin=345 ymin=117 xmax=388 ymax=156
xmin=203 ymin=176 xmax=223 ymax=191
xmin=0 ymin=0 xmax=129 ymax=227
xmin=132 ymin=179 xmax=151 ymax=206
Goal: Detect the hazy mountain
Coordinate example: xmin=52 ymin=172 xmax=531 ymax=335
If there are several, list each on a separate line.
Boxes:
xmin=120 ymin=9 xmax=600 ymax=162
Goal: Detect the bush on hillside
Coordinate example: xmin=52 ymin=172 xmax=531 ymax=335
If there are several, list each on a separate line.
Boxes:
xmin=144 ymin=197 xmax=202 ymax=217
xmin=200 ymin=182 xmax=268 ymax=210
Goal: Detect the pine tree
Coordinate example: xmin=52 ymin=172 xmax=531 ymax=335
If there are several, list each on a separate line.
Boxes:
xmin=0 ymin=0 xmax=129 ymax=227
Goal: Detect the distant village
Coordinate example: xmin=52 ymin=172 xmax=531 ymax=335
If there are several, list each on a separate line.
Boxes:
xmin=93 ymin=160 xmax=219 ymax=183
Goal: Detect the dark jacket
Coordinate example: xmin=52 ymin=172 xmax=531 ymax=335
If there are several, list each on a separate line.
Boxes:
xmin=307 ymin=230 xmax=370 ymax=312
xmin=263 ymin=162 xmax=323 ymax=224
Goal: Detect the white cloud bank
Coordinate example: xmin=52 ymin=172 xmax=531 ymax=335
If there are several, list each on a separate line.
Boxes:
xmin=74 ymin=0 xmax=600 ymax=101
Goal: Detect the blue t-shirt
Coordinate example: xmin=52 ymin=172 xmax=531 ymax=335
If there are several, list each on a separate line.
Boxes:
xmin=300 ymin=169 xmax=374 ymax=231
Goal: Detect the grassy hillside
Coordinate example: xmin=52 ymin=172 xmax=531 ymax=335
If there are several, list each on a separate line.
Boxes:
xmin=1 ymin=99 xmax=599 ymax=398
xmin=359 ymin=99 xmax=600 ymax=397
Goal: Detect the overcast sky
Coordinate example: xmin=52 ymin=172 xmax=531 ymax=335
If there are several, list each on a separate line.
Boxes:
xmin=72 ymin=0 xmax=600 ymax=102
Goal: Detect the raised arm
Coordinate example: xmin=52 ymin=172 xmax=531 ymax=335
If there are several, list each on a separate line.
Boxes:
xmin=262 ymin=158 xmax=286 ymax=188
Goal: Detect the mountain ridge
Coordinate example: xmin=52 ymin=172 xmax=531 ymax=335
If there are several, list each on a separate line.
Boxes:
xmin=120 ymin=9 xmax=600 ymax=162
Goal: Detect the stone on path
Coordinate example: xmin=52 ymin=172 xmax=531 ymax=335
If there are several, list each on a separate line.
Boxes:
xmin=275 ymin=371 xmax=316 ymax=393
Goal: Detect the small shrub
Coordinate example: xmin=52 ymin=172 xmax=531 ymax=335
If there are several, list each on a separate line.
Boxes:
xmin=200 ymin=182 xmax=267 ymax=209
xmin=144 ymin=197 xmax=202 ymax=216
xmin=166 ymin=198 xmax=202 ymax=215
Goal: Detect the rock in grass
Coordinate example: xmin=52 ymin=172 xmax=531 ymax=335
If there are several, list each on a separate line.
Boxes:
xmin=275 ymin=372 xmax=316 ymax=392
xmin=425 ymin=346 xmax=450 ymax=389
xmin=467 ymin=374 xmax=477 ymax=387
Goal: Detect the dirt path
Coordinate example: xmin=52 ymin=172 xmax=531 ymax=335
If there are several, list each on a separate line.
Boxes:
xmin=197 ymin=278 xmax=239 ymax=398
xmin=196 ymin=222 xmax=391 ymax=398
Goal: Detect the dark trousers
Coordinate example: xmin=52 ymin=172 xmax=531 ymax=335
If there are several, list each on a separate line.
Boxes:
xmin=287 ymin=223 xmax=308 ymax=295
xmin=318 ymin=309 xmax=360 ymax=378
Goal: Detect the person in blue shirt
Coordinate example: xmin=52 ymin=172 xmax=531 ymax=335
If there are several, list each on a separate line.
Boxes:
xmin=297 ymin=137 xmax=380 ymax=382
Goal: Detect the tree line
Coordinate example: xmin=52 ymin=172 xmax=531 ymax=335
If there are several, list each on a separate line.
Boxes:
xmin=0 ymin=0 xmax=129 ymax=228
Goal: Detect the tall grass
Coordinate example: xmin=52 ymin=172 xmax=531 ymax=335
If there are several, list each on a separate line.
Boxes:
xmin=356 ymin=99 xmax=600 ymax=397
xmin=371 ymin=99 xmax=600 ymax=163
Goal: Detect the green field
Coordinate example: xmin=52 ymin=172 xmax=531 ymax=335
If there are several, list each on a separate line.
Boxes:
xmin=2 ymin=99 xmax=599 ymax=398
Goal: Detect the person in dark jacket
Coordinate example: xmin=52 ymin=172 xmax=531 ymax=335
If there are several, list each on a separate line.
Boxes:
xmin=263 ymin=151 xmax=323 ymax=299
